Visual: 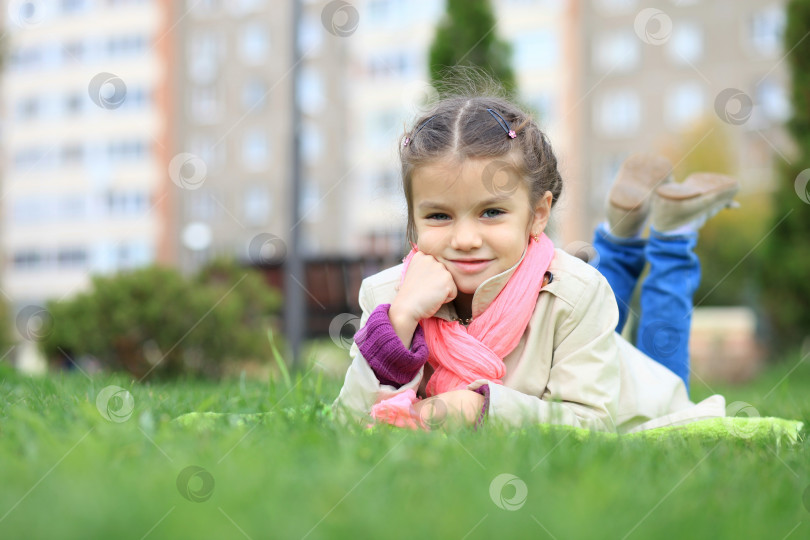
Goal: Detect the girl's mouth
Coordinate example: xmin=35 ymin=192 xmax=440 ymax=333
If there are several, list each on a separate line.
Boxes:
xmin=449 ymin=259 xmax=493 ymax=274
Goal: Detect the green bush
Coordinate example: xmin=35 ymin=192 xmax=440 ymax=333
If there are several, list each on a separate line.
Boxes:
xmin=39 ymin=259 xmax=282 ymax=379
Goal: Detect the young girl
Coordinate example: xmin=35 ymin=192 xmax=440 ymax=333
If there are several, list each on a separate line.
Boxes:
xmin=332 ymin=92 xmax=736 ymax=432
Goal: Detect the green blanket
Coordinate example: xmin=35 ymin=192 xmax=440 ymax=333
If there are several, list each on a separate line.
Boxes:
xmin=546 ymin=417 xmax=805 ymax=448
xmin=172 ymin=411 xmax=804 ymax=447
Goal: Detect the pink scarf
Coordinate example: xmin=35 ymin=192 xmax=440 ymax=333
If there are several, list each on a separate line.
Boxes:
xmin=370 ymin=233 xmax=555 ymax=429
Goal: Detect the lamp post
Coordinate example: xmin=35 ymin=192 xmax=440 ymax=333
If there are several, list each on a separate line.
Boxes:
xmin=284 ymin=0 xmax=305 ymax=371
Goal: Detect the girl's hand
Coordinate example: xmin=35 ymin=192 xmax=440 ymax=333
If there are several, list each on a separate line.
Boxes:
xmin=412 ymin=389 xmax=484 ymax=429
xmin=390 ymin=251 xmax=457 ymax=324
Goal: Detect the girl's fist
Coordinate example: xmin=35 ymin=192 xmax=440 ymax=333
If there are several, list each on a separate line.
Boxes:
xmin=391 ymin=251 xmax=457 ymax=323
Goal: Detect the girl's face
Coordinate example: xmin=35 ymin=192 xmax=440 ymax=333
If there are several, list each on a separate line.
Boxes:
xmin=411 ymin=157 xmax=552 ymax=296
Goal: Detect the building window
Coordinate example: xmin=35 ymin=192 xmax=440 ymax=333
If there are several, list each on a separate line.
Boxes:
xmin=242 ymin=128 xmax=269 ymax=170
xmin=16 ymin=97 xmax=39 ymax=120
xmin=242 ymin=185 xmax=271 ymax=226
xmin=239 ymin=23 xmax=269 ymax=64
xmin=57 ymin=248 xmax=88 ymax=268
xmin=242 ymin=78 xmax=267 ymax=111
xmin=371 ymin=168 xmax=399 ymax=198
xmin=14 ymin=147 xmax=57 ymax=171
xmin=13 ymin=250 xmax=46 ymax=270
xmin=189 ymin=0 xmax=219 ymax=16
xmin=106 ymin=191 xmax=150 ymax=216
xmin=62 ymin=0 xmax=90 ymax=14
xmin=594 ymin=89 xmax=641 ymax=137
xmin=119 ymin=87 xmax=150 ymax=110
xmin=11 ymin=198 xmax=49 ymax=224
xmin=187 ymin=135 xmax=225 ymax=172
xmin=227 ymin=0 xmax=263 ymax=17
xmin=61 ymin=144 xmax=84 ymax=165
xmin=592 ymin=31 xmax=639 ymax=73
xmin=63 ymin=41 xmax=85 ymax=63
xmin=11 ymin=46 xmax=43 ymax=71
xmin=528 ymin=93 xmax=556 ymax=128
xmin=301 ymin=178 xmax=322 ymax=222
xmin=514 ymin=30 xmax=559 ymax=71
xmin=106 ymin=34 xmax=149 ymax=58
xmin=757 ymin=79 xmax=790 ymax=122
xmin=189 ymin=86 xmax=222 ymax=123
xmin=365 ymin=109 xmax=399 ymax=150
xmin=187 ymin=31 xmax=224 ymax=83
xmin=666 ymin=22 xmax=703 ymax=65
xmin=298 ymin=14 xmax=323 ymax=55
xmin=108 ymin=140 xmax=149 ymax=162
xmin=594 ymin=0 xmax=639 ymax=15
xmin=187 ymin=190 xmax=217 ymax=221
xmin=65 ymin=92 xmax=84 ymax=115
xmin=367 ymin=50 xmax=417 ymax=79
xmin=749 ymin=8 xmax=786 ymax=56
xmin=664 ymin=82 xmax=705 ymax=131
xmin=297 ymin=67 xmax=324 ymax=115
xmin=60 ymin=196 xmax=87 ymax=219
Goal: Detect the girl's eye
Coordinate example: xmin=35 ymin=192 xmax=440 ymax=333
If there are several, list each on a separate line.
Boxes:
xmin=483 ymin=208 xmax=505 ymax=218
xmin=426 ymin=213 xmax=450 ymax=220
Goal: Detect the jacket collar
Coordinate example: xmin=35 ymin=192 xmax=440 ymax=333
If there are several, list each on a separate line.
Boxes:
xmin=434 ymin=245 xmax=528 ymax=323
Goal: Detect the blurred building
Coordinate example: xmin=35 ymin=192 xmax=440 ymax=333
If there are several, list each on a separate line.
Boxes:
xmin=169 ymin=0 xmax=349 ymax=274
xmin=1 ymin=0 xmax=171 ymax=308
xmin=574 ymin=0 xmax=790 ymax=242
xmin=0 ymin=0 xmax=793 ymax=311
xmin=0 ymin=0 xmax=350 ymax=311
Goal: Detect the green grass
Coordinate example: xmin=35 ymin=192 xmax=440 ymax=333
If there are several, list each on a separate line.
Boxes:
xmin=1 ymin=351 xmax=809 ymax=540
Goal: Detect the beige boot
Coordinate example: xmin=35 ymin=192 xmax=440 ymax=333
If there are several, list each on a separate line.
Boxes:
xmin=606 ymin=153 xmax=674 ymax=237
xmin=651 ymin=173 xmax=740 ymax=232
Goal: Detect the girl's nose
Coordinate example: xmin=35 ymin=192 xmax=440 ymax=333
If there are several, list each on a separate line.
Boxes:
xmin=450 ymin=220 xmax=483 ymax=251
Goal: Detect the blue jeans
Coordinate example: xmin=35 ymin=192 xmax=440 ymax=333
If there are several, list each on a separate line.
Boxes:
xmin=591 ymin=223 xmax=700 ymax=393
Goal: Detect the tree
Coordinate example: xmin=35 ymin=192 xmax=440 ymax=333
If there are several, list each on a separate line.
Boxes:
xmin=428 ymin=0 xmax=516 ymax=96
xmin=759 ymin=0 xmax=810 ymax=352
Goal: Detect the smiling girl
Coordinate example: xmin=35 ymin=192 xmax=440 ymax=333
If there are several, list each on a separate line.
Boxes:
xmin=332 ymin=89 xmax=735 ymax=432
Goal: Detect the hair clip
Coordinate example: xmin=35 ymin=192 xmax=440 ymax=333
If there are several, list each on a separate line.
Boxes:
xmin=403 ymin=115 xmax=436 ymax=147
xmin=487 ymin=108 xmax=516 ymax=139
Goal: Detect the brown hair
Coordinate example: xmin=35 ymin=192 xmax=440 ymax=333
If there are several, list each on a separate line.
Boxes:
xmin=399 ymin=77 xmax=562 ymax=245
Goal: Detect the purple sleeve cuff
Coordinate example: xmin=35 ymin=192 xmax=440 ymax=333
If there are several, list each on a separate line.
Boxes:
xmin=354 ymin=304 xmax=429 ymax=387
xmin=472 ymin=384 xmax=490 ymax=431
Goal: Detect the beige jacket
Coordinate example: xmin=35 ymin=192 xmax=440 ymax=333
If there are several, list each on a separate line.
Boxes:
xmin=332 ymin=248 xmax=726 ymax=433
